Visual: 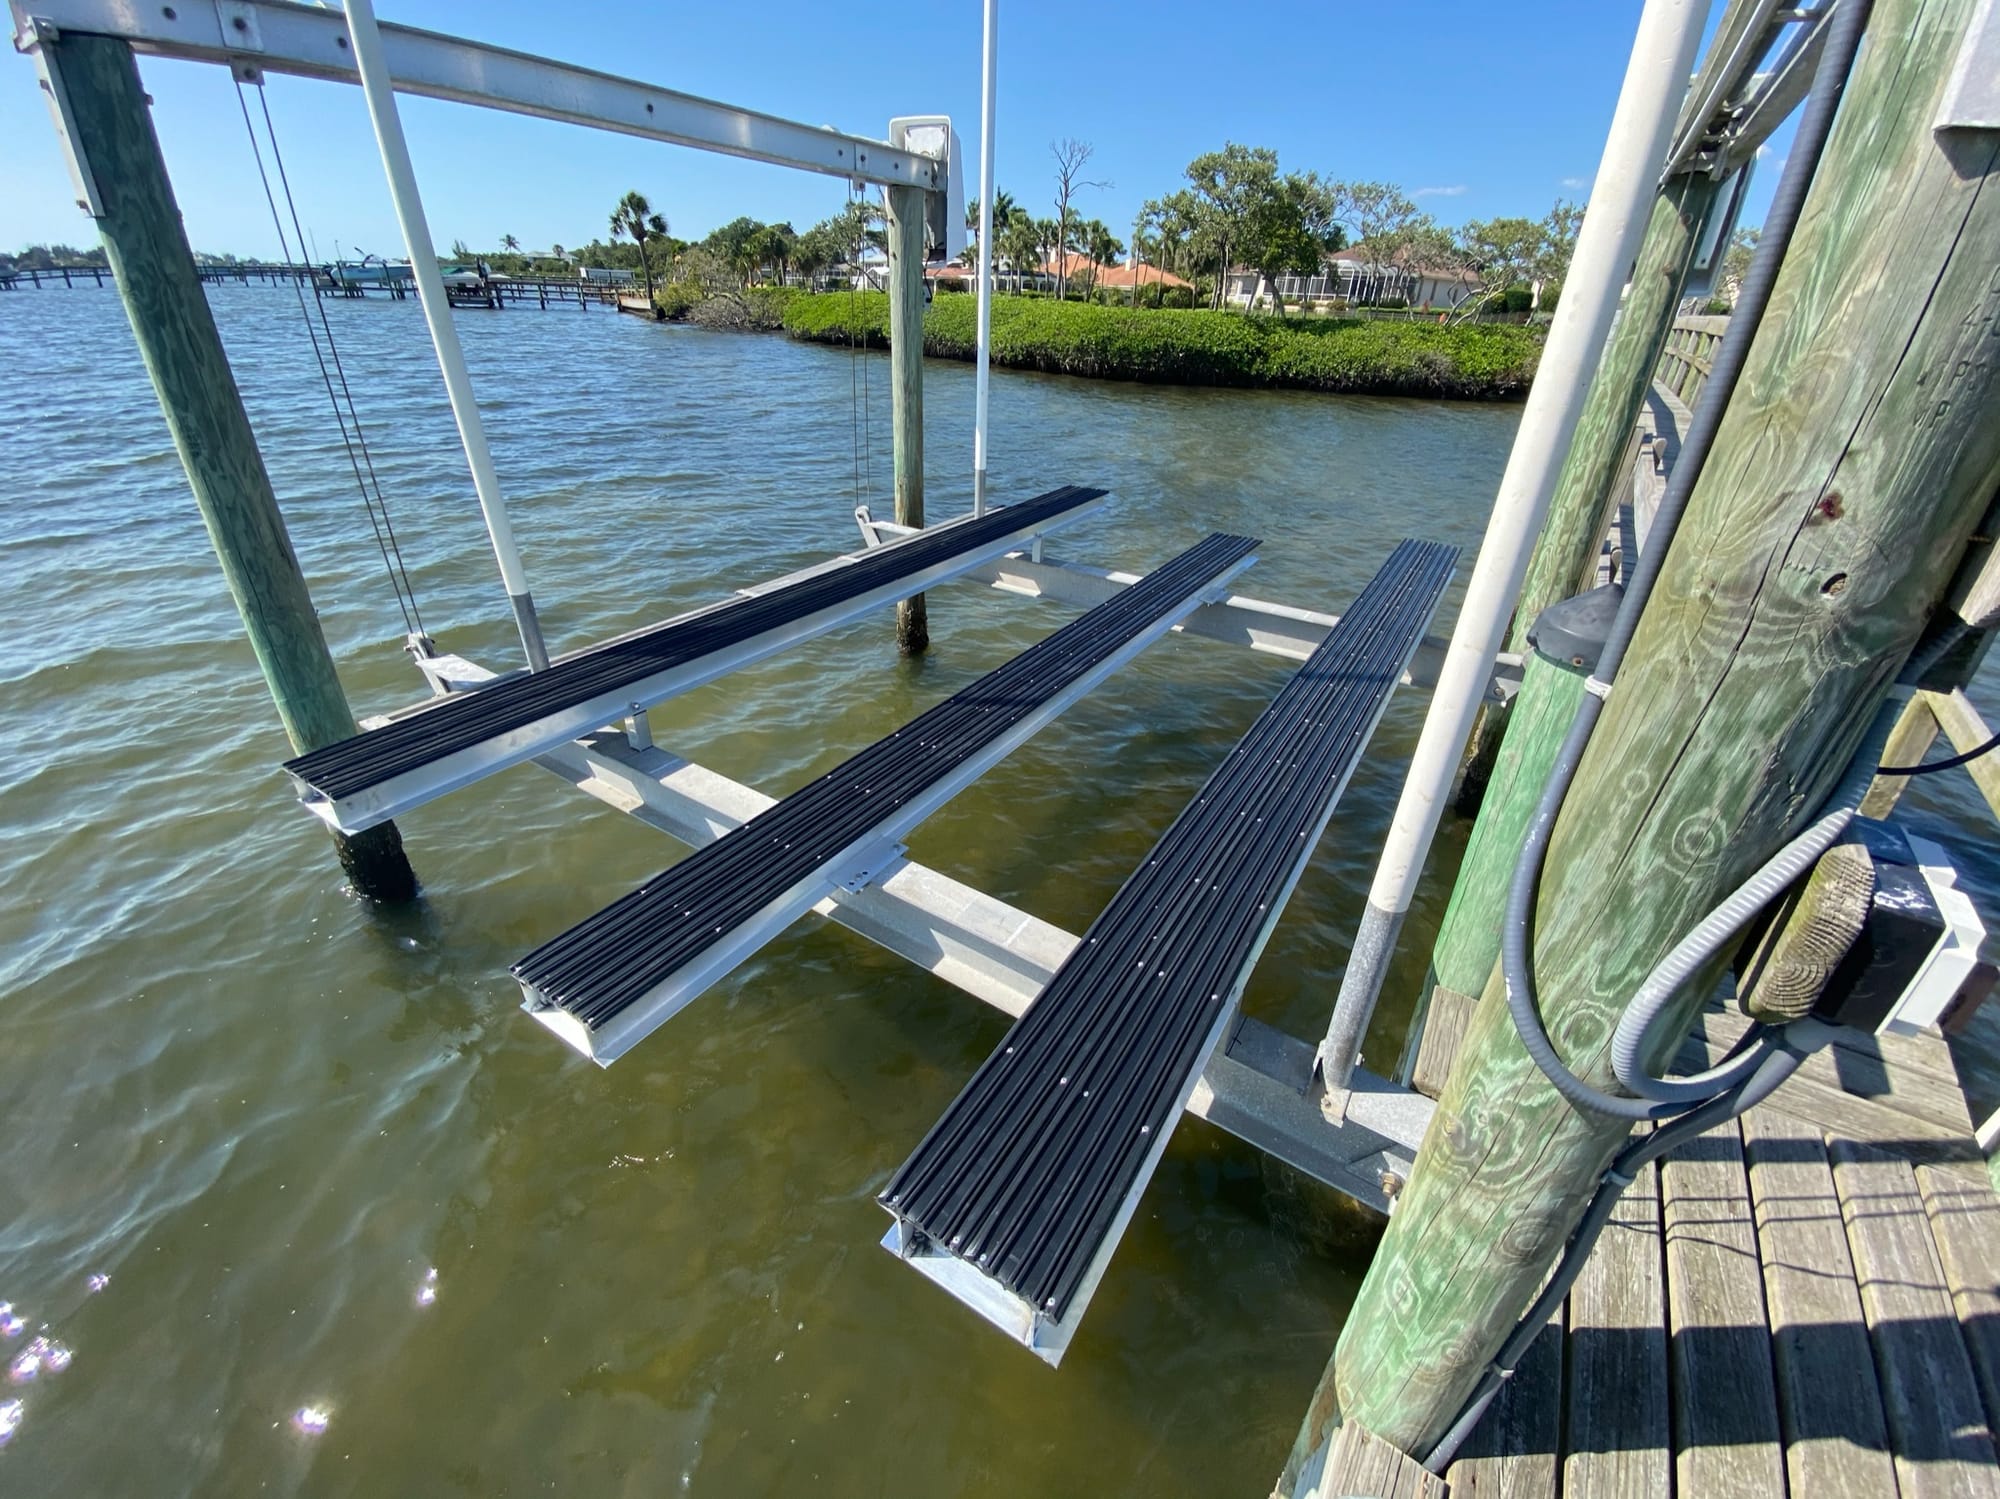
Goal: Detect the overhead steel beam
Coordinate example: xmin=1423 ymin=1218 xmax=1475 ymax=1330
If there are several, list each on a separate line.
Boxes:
xmin=1715 ymin=10 xmax=1835 ymax=172
xmin=9 ymin=0 xmax=942 ymax=190
xmin=1663 ymin=0 xmax=1845 ymax=180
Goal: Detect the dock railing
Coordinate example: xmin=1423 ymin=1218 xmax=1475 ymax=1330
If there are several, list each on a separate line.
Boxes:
xmin=1658 ymin=311 xmax=1729 ymax=409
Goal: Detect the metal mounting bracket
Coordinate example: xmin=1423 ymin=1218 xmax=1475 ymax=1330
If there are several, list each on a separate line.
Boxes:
xmin=23 ymin=19 xmax=105 ymax=218
xmin=1936 ymin=0 xmax=2000 ymax=133
xmin=838 ymin=841 xmax=910 ymax=893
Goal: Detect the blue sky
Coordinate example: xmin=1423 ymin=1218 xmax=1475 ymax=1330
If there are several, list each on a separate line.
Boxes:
xmin=3 ymin=0 xmax=1778 ymax=259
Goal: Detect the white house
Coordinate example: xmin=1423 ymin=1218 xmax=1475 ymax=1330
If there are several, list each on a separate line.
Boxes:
xmin=1223 ymin=238 xmax=1479 ymax=311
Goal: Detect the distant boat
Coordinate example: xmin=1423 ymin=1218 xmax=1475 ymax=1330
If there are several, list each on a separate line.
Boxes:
xmin=322 ymin=255 xmax=487 ymax=290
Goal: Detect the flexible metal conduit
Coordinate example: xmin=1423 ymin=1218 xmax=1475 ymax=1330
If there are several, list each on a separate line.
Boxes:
xmin=1500 ymin=0 xmax=1872 ymax=1124
xmin=1423 ymin=1024 xmax=1836 ymax=1470
xmin=1421 ymin=4 xmax=1878 ymax=1469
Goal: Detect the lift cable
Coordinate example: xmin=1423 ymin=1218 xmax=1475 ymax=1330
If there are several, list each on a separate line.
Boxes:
xmin=232 ymin=75 xmax=428 ymax=641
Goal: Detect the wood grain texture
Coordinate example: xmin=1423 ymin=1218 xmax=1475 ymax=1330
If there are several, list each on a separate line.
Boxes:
xmin=1318 ymin=0 xmax=2000 ymax=1455
xmin=1686 ymin=1004 xmax=1977 ymax=1145
xmin=1315 ymin=1420 xmax=1448 ymax=1499
xmin=1663 ymin=1122 xmax=1785 ymax=1498
xmin=885 ymin=182 xmax=928 ymax=655
xmin=1832 ymin=1140 xmax=2000 ymax=1498
xmin=1562 ymin=1157 xmax=1669 ymax=1499
xmin=1511 ymin=176 xmax=1723 ymax=651
xmin=1861 ymin=694 xmax=1944 ymax=817
xmin=1420 ymin=652 xmax=1588 ymax=1097
xmin=1407 ymin=981 xmax=1477 ymax=1101
xmin=1458 ymin=176 xmax=1720 ymax=815
xmin=53 ymin=35 xmax=416 ymax=901
xmin=1429 ymin=652 xmax=1589 ymax=1000
xmin=1735 ymin=840 xmax=1874 ymax=1023
xmin=1915 ymin=1163 xmax=2000 ymax=1443
xmin=1441 ymin=1308 xmax=1560 ymax=1499
xmin=1741 ymin=1108 xmax=1896 ymax=1499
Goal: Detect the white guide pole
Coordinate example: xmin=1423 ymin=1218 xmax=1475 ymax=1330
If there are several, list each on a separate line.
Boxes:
xmin=341 ymin=0 xmax=549 ymax=670
xmin=1316 ymin=0 xmax=1710 ymax=1095
xmin=971 ymin=0 xmax=998 ymax=516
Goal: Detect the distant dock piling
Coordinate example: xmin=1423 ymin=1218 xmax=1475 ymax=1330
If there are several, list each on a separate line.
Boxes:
xmin=887 ymin=182 xmax=929 ymax=656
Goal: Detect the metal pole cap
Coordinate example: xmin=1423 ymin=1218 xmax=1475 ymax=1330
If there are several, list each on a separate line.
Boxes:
xmin=1527 ymin=584 xmax=1623 ymax=672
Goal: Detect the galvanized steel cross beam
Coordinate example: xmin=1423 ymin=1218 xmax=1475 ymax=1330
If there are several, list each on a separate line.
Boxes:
xmin=10 ymin=0 xmax=945 ymax=192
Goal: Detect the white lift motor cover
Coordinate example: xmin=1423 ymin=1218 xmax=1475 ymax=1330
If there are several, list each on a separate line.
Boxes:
xmin=886 ymin=116 xmax=965 ymax=263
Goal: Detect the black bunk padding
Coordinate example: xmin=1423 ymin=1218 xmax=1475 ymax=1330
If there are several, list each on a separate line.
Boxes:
xmin=284 ymin=484 xmax=1108 ymax=804
xmin=879 ymin=539 xmax=1457 ymax=1322
xmin=512 ymin=532 xmax=1263 ymax=1034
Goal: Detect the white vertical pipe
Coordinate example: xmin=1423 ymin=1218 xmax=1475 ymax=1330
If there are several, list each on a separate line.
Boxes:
xmin=971 ymin=0 xmax=998 ymax=516
xmin=1316 ymin=0 xmax=1710 ymax=1096
xmin=341 ymin=0 xmax=548 ymax=670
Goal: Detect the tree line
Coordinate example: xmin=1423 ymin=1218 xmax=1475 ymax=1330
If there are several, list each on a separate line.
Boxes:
xmin=5 ymin=136 xmax=1597 ymax=323
xmin=962 ymin=140 xmax=1586 ymax=318
xmin=574 ymin=141 xmax=1586 ymax=321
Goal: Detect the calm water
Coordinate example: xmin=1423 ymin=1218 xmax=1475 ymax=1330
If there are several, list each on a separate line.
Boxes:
xmin=0 ymin=285 xmax=1988 ymax=1496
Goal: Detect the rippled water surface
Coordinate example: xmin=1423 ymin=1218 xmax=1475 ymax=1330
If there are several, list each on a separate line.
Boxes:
xmin=2 ymin=284 xmax=1983 ymax=1496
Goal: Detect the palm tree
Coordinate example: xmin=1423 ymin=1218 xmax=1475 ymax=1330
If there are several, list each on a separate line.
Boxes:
xmin=1082 ymin=221 xmax=1122 ymax=298
xmin=963 ymin=188 xmax=1019 ymax=269
xmin=609 ymin=190 xmax=667 ymax=301
xmin=501 ymin=233 xmax=520 ymax=254
xmin=998 ymin=208 xmax=1041 ymax=293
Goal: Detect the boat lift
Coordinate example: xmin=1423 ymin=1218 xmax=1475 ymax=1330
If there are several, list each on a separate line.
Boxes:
xmin=13 ymin=0 xmax=1783 ymax=1367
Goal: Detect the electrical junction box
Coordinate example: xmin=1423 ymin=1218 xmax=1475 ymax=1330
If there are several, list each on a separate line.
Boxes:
xmin=886 ymin=116 xmax=966 ymax=264
xmin=1811 ymin=820 xmax=1993 ymax=1037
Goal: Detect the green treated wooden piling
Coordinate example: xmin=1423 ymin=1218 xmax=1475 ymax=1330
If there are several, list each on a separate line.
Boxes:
xmin=1289 ymin=0 xmax=2000 ymax=1471
xmin=1401 ymin=646 xmax=1591 ymax=1097
xmin=1452 ymin=0 xmax=1774 ymax=817
xmin=50 ymin=34 xmax=417 ymax=903
xmin=1456 ymin=172 xmax=1723 ymax=813
xmin=885 ymin=182 xmax=928 ymax=656
xmin=1512 ymin=175 xmax=1723 ymax=633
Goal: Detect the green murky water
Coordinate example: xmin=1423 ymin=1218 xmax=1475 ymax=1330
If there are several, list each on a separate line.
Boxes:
xmin=3 ymin=284 xmax=1986 ymax=1495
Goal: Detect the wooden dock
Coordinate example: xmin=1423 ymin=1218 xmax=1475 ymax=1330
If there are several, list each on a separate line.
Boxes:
xmin=1 ymin=261 xmax=623 ymax=308
xmin=1356 ymin=304 xmax=2000 ymax=1495
xmin=1440 ymin=999 xmax=1984 ymax=1499
xmin=1341 ymin=1000 xmax=2000 ymax=1498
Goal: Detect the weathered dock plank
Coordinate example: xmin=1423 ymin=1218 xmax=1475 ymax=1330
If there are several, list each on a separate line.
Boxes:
xmin=1915 ymin=1163 xmax=2000 ymax=1446
xmin=1445 ymin=1308 xmax=1561 ymax=1499
xmin=1662 ymin=1123 xmax=1786 ymax=1497
xmin=1831 ymin=1140 xmax=2000 ymax=1498
xmin=1316 ymin=1419 xmax=1448 ymax=1499
xmin=1563 ymin=1155 xmax=1669 ymax=1499
xmin=1681 ymin=1010 xmax=1984 ymax=1179
xmin=1741 ymin=1108 xmax=1896 ymax=1499
xmin=1690 ymin=1005 xmax=1974 ymax=1139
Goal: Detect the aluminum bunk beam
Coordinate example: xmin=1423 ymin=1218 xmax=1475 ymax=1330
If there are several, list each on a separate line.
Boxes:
xmin=512 ymin=533 xmax=1262 ymax=1066
xmin=283 ymin=485 xmax=1107 ymax=832
xmin=878 ymin=539 xmax=1457 ymax=1364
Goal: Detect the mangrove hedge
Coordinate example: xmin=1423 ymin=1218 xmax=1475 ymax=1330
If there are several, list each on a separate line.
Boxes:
xmin=781 ymin=292 xmax=1542 ymax=400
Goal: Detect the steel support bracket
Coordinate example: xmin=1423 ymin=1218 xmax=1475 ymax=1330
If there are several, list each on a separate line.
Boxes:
xmin=22 ymin=18 xmax=105 ymax=218
xmin=1936 ymin=0 xmax=2000 ymax=133
xmin=838 ymin=841 xmax=910 ymax=893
